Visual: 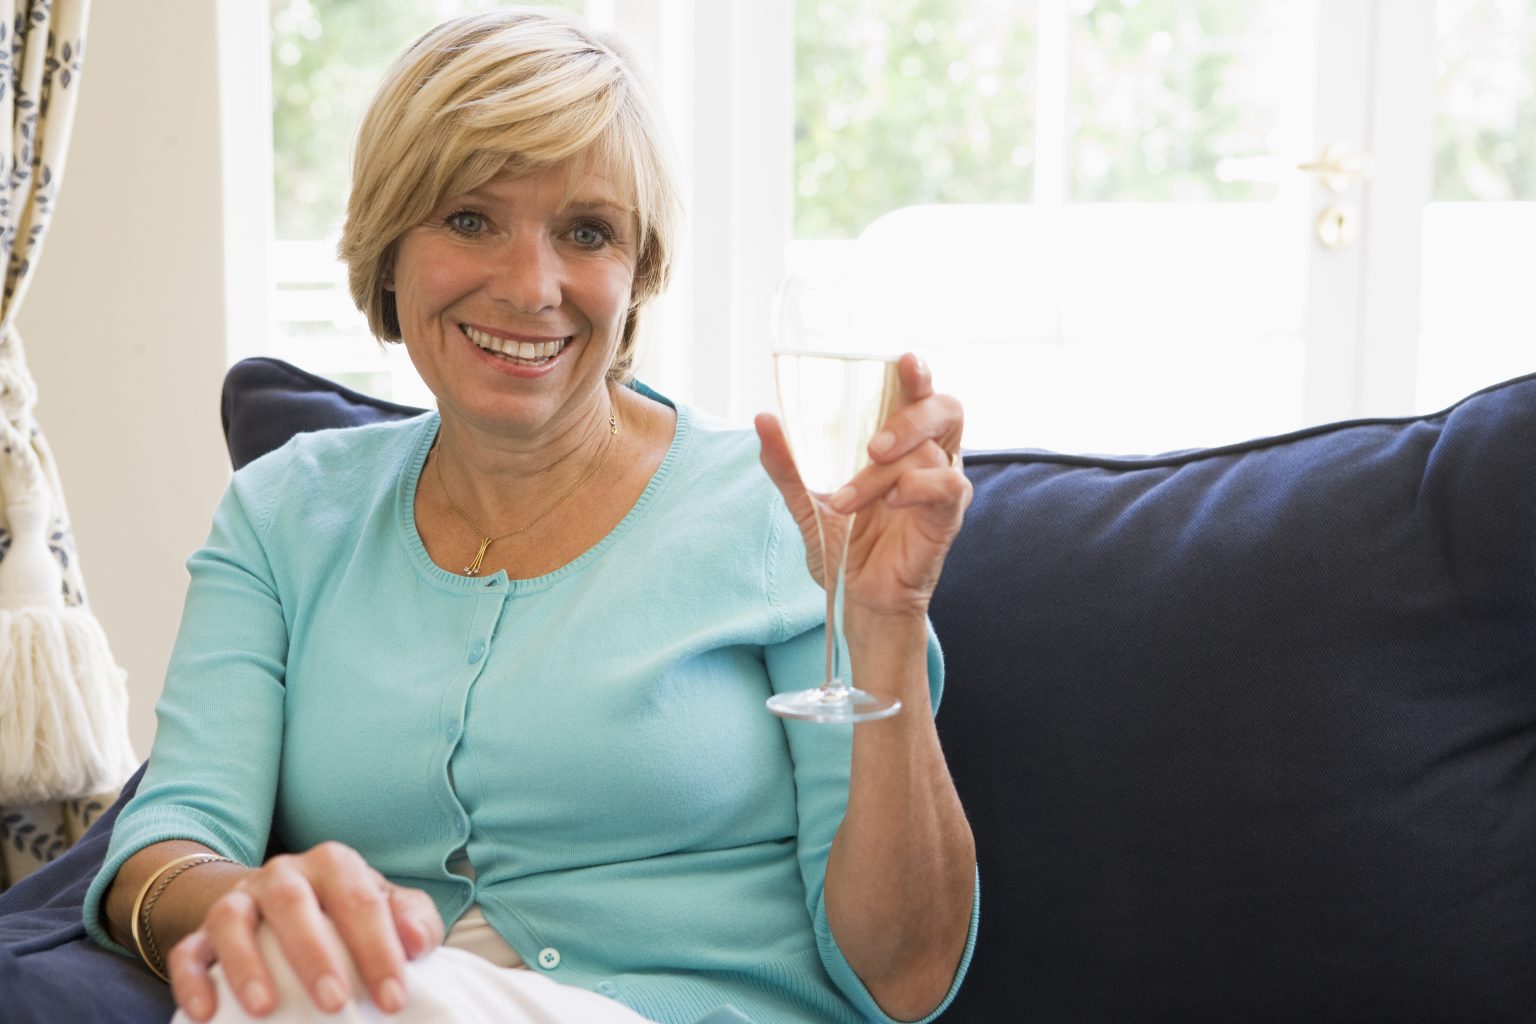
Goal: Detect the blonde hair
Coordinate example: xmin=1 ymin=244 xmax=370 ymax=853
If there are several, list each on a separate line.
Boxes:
xmin=339 ymin=6 xmax=681 ymax=382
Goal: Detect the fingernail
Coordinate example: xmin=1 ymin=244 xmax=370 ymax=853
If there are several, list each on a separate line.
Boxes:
xmin=244 ymin=980 xmax=273 ymax=1014
xmin=316 ymin=974 xmax=347 ymax=1012
xmin=379 ymin=977 xmax=407 ymax=1014
xmin=398 ymin=922 xmax=420 ymax=959
xmin=869 ymin=431 xmax=895 ymax=457
xmin=414 ymin=915 xmax=439 ymax=954
xmin=184 ymin=994 xmax=211 ymax=1021
xmin=830 ymin=485 xmax=856 ymax=511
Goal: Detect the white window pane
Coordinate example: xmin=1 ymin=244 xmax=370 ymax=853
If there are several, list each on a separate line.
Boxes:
xmin=1432 ymin=0 xmax=1536 ymax=201
xmin=793 ymin=0 xmax=1320 ymax=454
xmin=794 ymin=0 xmax=1038 ymax=239
xmin=1418 ymin=0 xmax=1536 ymax=411
xmin=1067 ymin=0 xmax=1295 ymax=203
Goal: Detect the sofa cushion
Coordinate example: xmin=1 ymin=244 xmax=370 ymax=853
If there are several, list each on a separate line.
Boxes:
xmin=221 ymin=357 xmax=426 ymax=470
xmin=930 ymin=370 xmax=1536 ymax=1022
xmin=17 ymin=358 xmax=1526 ymax=1022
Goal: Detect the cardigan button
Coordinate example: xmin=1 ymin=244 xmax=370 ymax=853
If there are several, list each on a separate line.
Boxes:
xmin=537 ymin=947 xmax=561 ymax=970
xmin=468 ymin=641 xmax=486 ymax=663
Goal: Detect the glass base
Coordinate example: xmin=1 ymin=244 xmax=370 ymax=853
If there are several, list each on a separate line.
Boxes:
xmin=766 ymin=686 xmax=902 ymax=724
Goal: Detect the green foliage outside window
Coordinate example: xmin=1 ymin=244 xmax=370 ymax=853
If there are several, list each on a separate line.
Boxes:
xmin=794 ymin=0 xmax=1037 ymax=240
xmin=794 ymin=0 xmax=1536 ymax=236
xmin=272 ymin=0 xmax=1536 ymax=245
xmin=1434 ymin=0 xmax=1536 ymax=201
xmin=793 ymin=0 xmax=1289 ymax=238
xmin=1063 ymin=0 xmax=1285 ymax=204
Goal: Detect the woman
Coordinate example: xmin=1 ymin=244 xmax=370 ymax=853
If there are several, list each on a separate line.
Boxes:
xmin=84 ymin=9 xmax=977 ymax=1023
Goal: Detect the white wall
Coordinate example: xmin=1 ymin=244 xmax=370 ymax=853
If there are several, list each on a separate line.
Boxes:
xmin=18 ymin=2 xmax=244 ymax=760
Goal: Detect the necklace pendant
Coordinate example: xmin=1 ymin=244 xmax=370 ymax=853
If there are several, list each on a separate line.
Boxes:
xmin=462 ymin=536 xmax=494 ymax=577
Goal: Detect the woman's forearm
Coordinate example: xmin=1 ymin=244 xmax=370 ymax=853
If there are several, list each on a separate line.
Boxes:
xmin=826 ymin=608 xmax=977 ymax=1021
xmin=103 ymin=841 xmax=252 ymax=957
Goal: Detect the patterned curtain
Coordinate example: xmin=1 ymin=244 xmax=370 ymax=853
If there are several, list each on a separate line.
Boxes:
xmin=0 ymin=0 xmax=131 ymax=893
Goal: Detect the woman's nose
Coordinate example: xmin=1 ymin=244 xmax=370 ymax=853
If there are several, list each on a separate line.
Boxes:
xmin=487 ymin=235 xmax=561 ymax=313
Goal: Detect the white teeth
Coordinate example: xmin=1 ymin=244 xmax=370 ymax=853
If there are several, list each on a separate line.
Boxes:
xmin=463 ymin=326 xmax=565 ymax=362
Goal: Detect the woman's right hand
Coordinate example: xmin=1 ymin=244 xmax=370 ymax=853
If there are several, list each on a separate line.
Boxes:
xmin=167 ymin=841 xmax=444 ymax=1021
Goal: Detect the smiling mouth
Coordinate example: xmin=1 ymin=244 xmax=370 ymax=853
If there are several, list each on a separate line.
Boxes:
xmin=462 ymin=325 xmax=568 ymax=365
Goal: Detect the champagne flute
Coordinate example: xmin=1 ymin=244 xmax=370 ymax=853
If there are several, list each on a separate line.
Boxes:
xmin=767 ymin=275 xmax=903 ymax=723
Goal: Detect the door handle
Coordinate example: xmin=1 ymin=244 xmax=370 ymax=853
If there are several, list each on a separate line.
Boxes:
xmin=1297 ymin=141 xmax=1373 ymax=193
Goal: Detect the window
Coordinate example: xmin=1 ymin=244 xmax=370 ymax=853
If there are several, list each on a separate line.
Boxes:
xmin=266 ymin=1 xmax=1536 ymax=452
xmin=790 ymin=0 xmax=1536 ymax=451
xmin=789 ymin=0 xmax=1314 ymax=452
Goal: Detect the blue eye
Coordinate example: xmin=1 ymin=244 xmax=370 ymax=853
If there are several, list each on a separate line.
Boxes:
xmin=570 ymin=221 xmax=614 ymax=248
xmin=446 ymin=210 xmax=487 ymax=236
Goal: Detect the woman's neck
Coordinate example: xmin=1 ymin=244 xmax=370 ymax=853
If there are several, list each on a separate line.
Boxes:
xmin=429 ymin=384 xmax=621 ymax=531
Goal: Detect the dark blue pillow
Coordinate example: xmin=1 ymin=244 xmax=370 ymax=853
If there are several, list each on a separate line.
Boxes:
xmin=931 ymin=370 xmax=1536 ymax=1022
xmin=221 ymin=356 xmax=425 ymax=470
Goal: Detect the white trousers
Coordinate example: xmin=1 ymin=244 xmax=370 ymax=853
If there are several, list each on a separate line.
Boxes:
xmin=172 ymin=924 xmax=658 ymax=1024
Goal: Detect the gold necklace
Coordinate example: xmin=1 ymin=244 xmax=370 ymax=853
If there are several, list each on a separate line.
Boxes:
xmin=434 ymin=391 xmax=620 ymax=576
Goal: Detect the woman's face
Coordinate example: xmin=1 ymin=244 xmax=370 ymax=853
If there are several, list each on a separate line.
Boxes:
xmin=388 ymin=158 xmax=638 ymax=441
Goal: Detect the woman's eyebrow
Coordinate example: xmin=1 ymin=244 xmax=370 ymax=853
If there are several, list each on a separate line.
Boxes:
xmin=447 ymin=185 xmax=635 ymax=215
xmin=561 ymin=195 xmax=637 ymax=215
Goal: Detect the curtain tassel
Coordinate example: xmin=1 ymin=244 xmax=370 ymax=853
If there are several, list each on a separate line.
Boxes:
xmin=0 ymin=497 xmax=134 ymax=804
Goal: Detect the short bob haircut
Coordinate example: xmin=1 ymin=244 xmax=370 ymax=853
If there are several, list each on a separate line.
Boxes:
xmin=339 ymin=7 xmax=681 ymax=383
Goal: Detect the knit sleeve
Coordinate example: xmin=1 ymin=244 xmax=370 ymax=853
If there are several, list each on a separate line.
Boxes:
xmin=761 ymin=504 xmax=979 ymax=1023
xmin=82 ymin=459 xmax=292 ymax=956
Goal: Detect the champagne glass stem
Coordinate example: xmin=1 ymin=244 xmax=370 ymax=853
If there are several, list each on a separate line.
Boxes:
xmin=812 ymin=497 xmax=855 ymax=697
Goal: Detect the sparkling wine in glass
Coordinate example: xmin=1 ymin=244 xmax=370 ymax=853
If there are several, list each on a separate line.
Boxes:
xmin=768 ymin=304 xmax=904 ymax=723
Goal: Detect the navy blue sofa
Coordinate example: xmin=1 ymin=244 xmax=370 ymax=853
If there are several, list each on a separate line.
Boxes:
xmin=3 ymin=356 xmax=1534 ymax=1022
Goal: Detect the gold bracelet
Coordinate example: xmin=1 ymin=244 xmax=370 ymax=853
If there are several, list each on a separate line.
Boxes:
xmin=129 ymin=853 xmax=237 ymax=981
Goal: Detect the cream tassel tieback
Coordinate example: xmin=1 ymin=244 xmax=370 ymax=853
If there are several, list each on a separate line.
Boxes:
xmin=0 ymin=492 xmax=134 ymax=803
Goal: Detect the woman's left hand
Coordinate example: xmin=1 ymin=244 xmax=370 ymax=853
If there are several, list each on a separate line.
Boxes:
xmin=760 ymin=354 xmax=977 ymax=1019
xmin=756 ymin=353 xmax=971 ymax=622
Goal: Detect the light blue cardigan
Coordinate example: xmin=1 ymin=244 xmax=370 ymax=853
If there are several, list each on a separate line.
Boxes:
xmin=85 ymin=394 xmax=977 ymax=1023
